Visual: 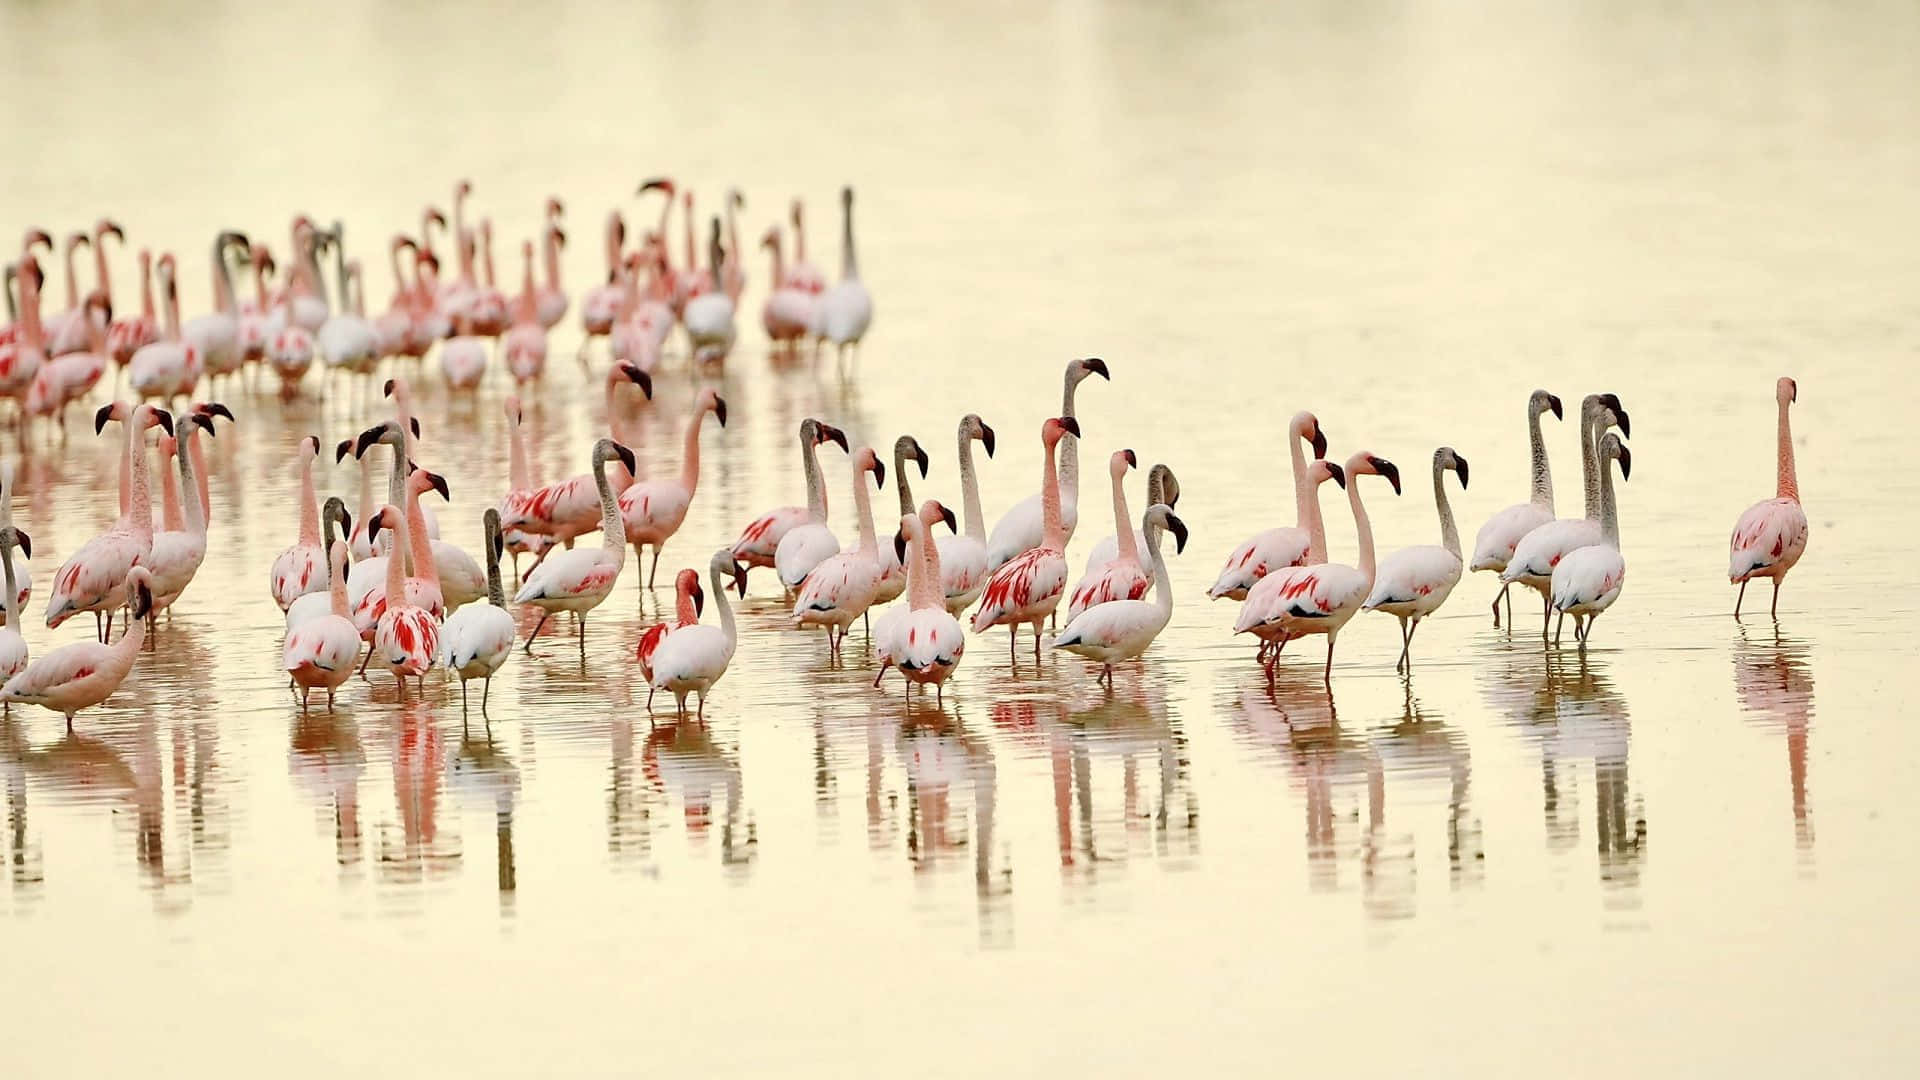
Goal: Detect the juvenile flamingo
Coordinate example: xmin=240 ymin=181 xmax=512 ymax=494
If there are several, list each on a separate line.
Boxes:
xmin=1209 ymin=411 xmax=1328 ymax=599
xmin=513 ymin=438 xmax=638 ymax=656
xmin=441 ymin=509 xmax=517 ymax=711
xmin=47 ymin=403 xmax=170 ymax=640
xmin=1235 ymin=452 xmax=1402 ymax=686
xmin=1364 ymin=447 xmax=1470 ymax=670
xmin=1729 ymin=377 xmax=1809 ymax=619
xmin=1065 ymin=449 xmax=1145 ymax=622
xmin=638 ymin=567 xmax=704 ymax=710
xmin=283 ymin=539 xmax=359 ymax=712
xmin=791 ymin=447 xmax=887 ymax=660
xmin=873 ymin=500 xmax=964 ymax=699
xmin=619 ymin=388 xmax=727 ymax=587
xmin=818 ymin=186 xmax=874 ymax=367
xmin=985 ymin=358 xmax=1109 ymax=568
xmin=1501 ymin=395 xmax=1630 ymax=637
xmin=735 ymin=418 xmax=846 ymax=591
xmin=4 ymin=567 xmax=155 ymax=729
xmin=648 ymin=549 xmax=749 ymax=720
xmin=368 ymin=505 xmax=441 ymax=700
xmin=0 ymin=462 xmax=33 ymax=617
xmin=1470 ymin=390 xmax=1564 ymax=627
xmin=972 ymin=417 xmax=1080 ymax=668
xmin=938 ymin=414 xmax=996 ymax=615
xmin=1054 ymin=503 xmax=1189 ymax=686
xmin=286 ymin=497 xmax=352 ymax=632
xmin=269 ymin=436 xmax=327 ymax=612
xmin=1552 ymin=434 xmax=1632 ymax=646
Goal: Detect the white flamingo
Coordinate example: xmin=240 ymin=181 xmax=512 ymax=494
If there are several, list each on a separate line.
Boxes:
xmin=283 ymin=538 xmax=359 ymax=712
xmin=791 ymin=447 xmax=887 ymax=659
xmin=871 ymin=435 xmax=932 ymax=608
xmin=1552 ymin=434 xmax=1631 ymax=646
xmin=972 ymin=417 xmax=1079 ymax=668
xmin=182 ymin=230 xmax=248 ymax=388
xmin=1470 ymin=390 xmax=1564 ymax=626
xmin=1364 ymin=447 xmax=1470 ymax=670
xmin=938 ymin=414 xmax=996 ymax=616
xmin=513 ymin=438 xmax=637 ymax=656
xmin=637 ymin=568 xmax=703 ymax=711
xmin=648 ymin=549 xmax=748 ymax=720
xmin=1084 ymin=463 xmax=1180 ymax=574
xmin=441 ymin=509 xmax=517 ymax=711
xmin=818 ymin=186 xmax=873 ymax=366
xmin=268 ymin=436 xmax=327 ymax=612
xmin=619 ymin=388 xmax=727 ymax=587
xmin=1729 ymin=377 xmax=1809 ymax=619
xmin=759 ymin=227 xmax=815 ymax=356
xmin=536 ymin=200 xmax=568 ymax=330
xmin=4 ymin=567 xmax=154 ymax=728
xmin=286 ymin=497 xmax=353 ymax=632
xmin=1501 ymin=395 xmax=1630 ymax=637
xmin=145 ymin=410 xmax=221 ymax=616
xmin=1053 ymin=503 xmax=1189 ymax=686
xmin=985 ymin=357 xmax=1109 ymax=568
xmin=128 ymin=255 xmax=195 ymax=403
xmin=745 ymin=420 xmax=848 ymax=592
xmin=1064 ymin=449 xmax=1145 ymax=622
xmin=0 ymin=462 xmax=33 ymax=617
xmin=682 ymin=218 xmax=736 ymax=365
xmin=872 ymin=500 xmax=965 ymax=699
xmin=1209 ymin=411 xmax=1328 ymax=600
xmin=0 ymin=525 xmax=30 ymax=687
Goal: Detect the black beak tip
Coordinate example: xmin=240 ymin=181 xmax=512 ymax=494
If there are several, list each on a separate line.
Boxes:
xmin=1456 ymin=457 xmax=1470 ymax=489
xmin=192 ymin=413 xmax=215 ymax=435
xmin=1169 ymin=515 xmax=1190 ymax=555
xmin=693 ymin=587 xmax=706 ymax=619
xmin=93 ymin=405 xmax=114 ymax=435
xmin=617 ymin=443 xmax=638 ymax=475
xmin=733 ymin=563 xmax=749 ymax=598
xmin=1549 ymin=395 xmax=1564 ymax=420
xmin=1123 ymin=449 xmax=1137 ymax=469
xmin=1618 ymin=446 xmax=1633 ymax=480
xmin=940 ymin=504 xmax=958 ymax=532
xmin=1327 ymin=462 xmax=1346 ymax=489
xmin=893 ymin=530 xmax=908 ymax=565
xmin=1083 ymin=358 xmax=1110 ymax=380
xmin=354 ymin=426 xmax=382 ymax=458
xmin=335 ymin=439 xmax=352 ymax=463
xmin=828 ymin=427 xmax=849 ymax=453
xmin=1311 ymin=429 xmax=1329 ymax=458
xmin=1059 ymin=417 xmax=1081 ymax=438
xmin=153 ymin=409 xmax=174 ymax=436
xmin=980 ymin=425 xmax=996 ymax=458
xmin=382 ymin=379 xmax=396 ymax=398
xmin=1615 ymin=409 xmax=1632 ymax=440
xmin=714 ymin=397 xmax=728 ymax=427
xmin=14 ymin=532 xmax=31 ymax=560
xmin=872 ymin=460 xmax=886 ymax=489
xmin=429 ymin=473 xmax=450 ymax=501
xmin=914 ymin=448 xmax=929 ymax=478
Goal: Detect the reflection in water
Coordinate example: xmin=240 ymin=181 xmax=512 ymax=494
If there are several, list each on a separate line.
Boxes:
xmin=1049 ymin=680 xmax=1200 ymax=885
xmin=1485 ymin=647 xmax=1647 ymax=908
xmin=377 ymin=706 xmax=462 ymax=889
xmin=896 ymin=714 xmax=1010 ymax=947
xmin=1734 ymin=627 xmax=1816 ymax=863
xmin=289 ymin=711 xmax=367 ymax=874
xmin=607 ymin=718 xmax=657 ymax=871
xmin=1369 ymin=683 xmax=1486 ymax=917
xmin=643 ymin=722 xmax=756 ymax=877
xmin=448 ymin=722 xmax=522 ymax=906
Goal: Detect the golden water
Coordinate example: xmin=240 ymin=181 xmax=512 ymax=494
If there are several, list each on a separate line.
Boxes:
xmin=2 ymin=1 xmax=1916 ymax=1074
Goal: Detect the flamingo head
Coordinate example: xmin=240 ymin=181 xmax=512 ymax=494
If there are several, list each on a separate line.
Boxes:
xmin=855 ymin=447 xmax=885 ymax=490
xmin=141 ymin=405 xmax=174 ymax=437
xmin=920 ymin=499 xmax=957 ymax=535
xmin=367 ymin=505 xmax=403 ymax=547
xmin=1530 ymin=389 xmax=1564 ymax=422
xmin=93 ymin=402 xmax=127 ymax=434
xmin=1777 ymin=376 xmax=1797 ymax=405
xmin=1073 ymin=357 xmax=1110 ymax=384
xmin=1149 ymin=464 xmax=1181 ymax=510
xmin=1111 ymin=449 xmax=1137 ymax=478
xmin=22 ymin=228 xmax=53 ymax=255
xmin=760 ymin=227 xmax=779 ymax=251
xmin=1042 ymin=416 xmax=1081 ymax=447
xmin=594 ymin=438 xmax=638 ymax=478
xmin=895 ymin=435 xmax=928 ymax=479
xmin=1345 ymin=452 xmax=1400 ymax=496
xmin=675 ymin=568 xmax=704 ymax=619
xmin=964 ymin=415 xmax=996 ymax=458
xmin=1601 ymin=434 xmax=1631 ymax=481
xmin=616 ymin=363 xmax=653 ymax=400
xmin=65 ymin=231 xmax=91 ymax=254
xmin=813 ymin=422 xmax=850 ymax=454
xmin=324 ymin=497 xmax=352 ymax=544
xmin=1438 ymin=447 xmax=1468 ymax=489
xmin=1308 ymin=459 xmax=1345 ymax=490
xmin=505 ymin=395 xmax=522 ymax=424
xmin=127 ymin=568 xmax=155 ymax=622
xmin=409 ymin=466 xmax=450 ymax=502
xmin=83 ymin=289 xmax=112 ymax=325
xmin=546 ymin=196 xmax=564 ymax=219
xmin=335 ymin=438 xmax=353 ymax=464
xmin=0 ymin=527 xmax=30 ymax=561
xmin=550 ymin=225 xmax=566 ymax=250
xmin=1145 ymin=504 xmax=1189 ymax=555
xmin=1592 ymin=393 xmax=1630 ymax=439
xmin=97 ymin=219 xmax=125 ymax=244
xmin=188 ymin=411 xmax=217 ymax=436
xmin=1290 ymin=411 xmax=1328 ymax=458
xmin=637 ymin=177 xmax=674 ymax=198
xmin=299 ymin=434 xmax=320 ymax=458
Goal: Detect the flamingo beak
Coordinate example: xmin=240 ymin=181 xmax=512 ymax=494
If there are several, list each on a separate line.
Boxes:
xmin=133 ymin=581 xmax=153 ymax=621
xmin=1612 ymin=407 xmax=1631 ymax=440
xmin=14 ymin=531 xmax=30 ymax=559
xmin=335 ymin=439 xmax=353 ymax=463
xmin=614 ymin=442 xmax=638 ymax=476
xmin=732 ymin=562 xmax=749 ymax=598
xmin=1311 ymin=426 xmax=1329 ymax=458
xmin=203 ymin=402 xmax=235 ymax=422
xmin=410 ymin=417 xmax=422 ymax=439
xmin=914 ymin=444 xmax=929 ymax=478
xmin=104 ymin=222 xmax=125 ymax=242
xmin=1167 ymin=512 xmax=1190 ymax=555
xmin=1326 ymin=462 xmax=1346 ymax=489
xmin=153 ymin=409 xmax=174 ymax=436
xmin=93 ymin=404 xmax=115 ymax=435
xmin=553 ymin=227 xmax=566 ymax=248
xmin=1548 ymin=394 xmax=1564 ymax=420
xmin=872 ymin=459 xmax=886 ymax=490
xmin=354 ymin=425 xmax=386 ymax=458
xmin=191 ymin=412 xmax=215 ymax=435
xmin=1122 ymin=449 xmax=1137 ymax=469
xmin=368 ymin=510 xmax=386 ymax=546
xmin=1082 ymin=358 xmax=1110 ymax=380
xmin=939 ymin=503 xmax=958 ymax=533
xmin=693 ymin=581 xmax=706 ymax=618
xmin=824 ymin=426 xmax=850 ymax=453
xmin=1617 ymin=444 xmax=1633 ymax=481
xmin=980 ymin=423 xmax=996 ymax=458
xmin=637 ymin=178 xmax=672 ymax=196
xmin=383 ymin=379 xmax=396 ymax=398
xmin=1455 ymin=455 xmax=1470 ymax=488
xmin=428 ymin=472 xmax=450 ymax=501
xmin=1370 ymin=456 xmax=1401 ymax=495
xmin=893 ymin=529 xmax=909 ymax=566
xmin=621 ymin=365 xmax=653 ymax=398
xmin=339 ymin=508 xmax=353 ymax=540
xmin=1058 ymin=417 xmax=1081 ymax=438
xmin=713 ymin=396 xmax=728 ymax=428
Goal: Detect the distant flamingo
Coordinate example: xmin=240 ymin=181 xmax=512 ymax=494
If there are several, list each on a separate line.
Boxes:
xmin=537 ymin=199 xmax=568 ymax=329
xmin=318 ymin=257 xmax=380 ymax=390
xmin=466 ymin=220 xmax=511 ymax=337
xmin=1209 ymin=411 xmax=1328 ymax=600
xmin=41 ymin=230 xmax=90 ymax=356
xmin=145 ymin=410 xmax=221 ymax=616
xmin=1501 ymin=395 xmax=1630 ymax=637
xmin=128 ymin=255 xmax=196 ymax=404
xmin=24 ymin=290 xmax=109 ymax=433
xmin=648 ymin=549 xmax=748 ymax=720
xmin=1053 ymin=503 xmax=1189 ymax=686
xmin=0 ymin=252 xmax=47 ymax=406
xmin=818 ymin=186 xmax=874 ymax=366
xmin=47 ymin=403 xmax=169 ymax=640
xmin=1470 ymin=390 xmax=1564 ymax=627
xmin=938 ymin=414 xmax=996 ymax=615
xmin=373 ymin=236 xmax=415 ymax=359
xmin=985 ymin=358 xmax=1109 ymax=568
xmin=971 ymin=417 xmax=1080 ymax=667
xmin=106 ymin=248 xmax=160 ymax=381
xmin=759 ymin=227 xmax=814 ymax=355
xmin=236 ymin=243 xmax=276 ymax=371
xmin=620 ymin=388 xmax=727 ymax=587
xmin=791 ymin=446 xmax=886 ymax=659
xmin=1729 ymin=377 xmax=1809 ymax=619
xmin=872 ymin=500 xmax=964 ymax=698
xmin=498 ymin=396 xmax=554 ymax=577
xmin=513 ymin=438 xmax=637 ymax=656
xmin=637 ymin=568 xmax=703 ymax=710
xmin=368 ymin=505 xmax=441 ymax=700
xmin=771 ymin=421 xmax=854 ymax=592
xmin=503 ymin=240 xmax=549 ymax=384
xmin=578 ymin=210 xmax=626 ymax=355
xmin=784 ymin=198 xmax=829 ymax=294
xmin=4 ymin=567 xmax=155 ymax=728
xmin=182 ymin=230 xmax=248 ymax=388
xmin=1364 ymin=447 xmax=1470 ymax=670
xmin=720 ymin=188 xmax=746 ymax=301
xmin=682 ymin=218 xmax=736 ymax=365
xmin=441 ymin=509 xmax=517 ymax=711
xmin=283 ymin=539 xmax=360 ymax=712
xmin=1065 ymin=449 xmax=1145 ymax=622
xmin=674 ymin=189 xmax=716 ymax=308
xmin=1552 ymin=434 xmax=1631 ymax=645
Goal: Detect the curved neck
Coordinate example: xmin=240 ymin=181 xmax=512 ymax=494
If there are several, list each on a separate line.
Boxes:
xmin=1059 ymin=375 xmax=1082 ymax=493
xmin=850 ymin=471 xmax=878 ymax=556
xmin=116 ymin=417 xmax=133 ymax=518
xmin=384 ymin=441 xmax=406 ymax=517
xmin=330 ymin=544 xmax=350 ymax=617
xmin=1145 ymin=522 xmax=1174 ymax=615
xmin=178 ymin=433 xmax=204 ymax=537
xmin=957 ymin=431 xmax=985 ymax=542
xmin=680 ymin=407 xmax=707 ymax=497
xmin=1290 ymin=426 xmax=1313 ymax=530
xmin=1040 ymin=438 xmax=1065 ymax=550
xmin=159 ymin=445 xmax=184 ymax=532
xmin=1527 ymin=405 xmax=1554 ymax=510
xmin=128 ymin=427 xmax=154 ymax=542
xmin=211 ymin=237 xmax=237 ymax=314
xmin=1433 ymin=461 xmax=1459 ymax=558
xmin=543 ymin=229 xmax=562 ymax=290
xmin=190 ymin=432 xmax=210 ymax=526
xmin=893 ymin=445 xmax=916 ymax=517
xmin=913 ymin=518 xmax=945 ymax=610
xmin=94 ymin=232 xmax=113 ymax=301
xmin=484 ymin=522 xmax=505 ymax=607
xmin=1110 ymin=468 xmax=1138 ymax=562
xmin=711 ymin=563 xmax=738 ymax=646
xmin=1580 ymin=406 xmax=1603 ymax=520
xmin=404 ymin=483 xmax=438 ymax=585
xmin=114 ymin=611 xmax=147 ymax=657
xmin=63 ymin=242 xmax=81 ymax=306
xmin=1348 ymin=482 xmax=1377 ymax=585
xmin=161 ymin=271 xmax=179 ymax=339
xmin=19 ymin=265 xmax=44 ymax=345
xmin=595 ymin=451 xmax=624 ymax=553
xmin=1304 ymin=483 xmax=1330 ymax=564
xmin=1599 ymin=458 xmax=1621 ymax=549
xmin=765 ymin=235 xmax=784 ymax=281
xmin=802 ymin=433 xmax=828 ymax=522
xmin=1776 ymin=400 xmax=1798 ymax=502
xmin=840 ymin=197 xmax=858 ymax=280
xmin=385 ymin=511 xmax=409 ymax=602
xmin=138 ymin=256 xmax=155 ymax=320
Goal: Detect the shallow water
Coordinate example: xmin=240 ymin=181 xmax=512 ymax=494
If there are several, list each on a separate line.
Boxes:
xmin=3 ymin=1 xmax=1918 ymax=1074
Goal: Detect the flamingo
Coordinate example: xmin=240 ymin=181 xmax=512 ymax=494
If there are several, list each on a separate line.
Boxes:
xmin=1235 ymin=452 xmax=1401 ymax=685
xmin=47 ymin=403 xmax=170 ymax=640
xmin=500 ymin=365 xmax=650 ymax=549
xmin=412 ymin=207 xmax=452 ymax=342
xmin=145 ymin=409 xmax=221 ymax=617
xmin=0 ymin=251 xmax=47 ymax=407
xmin=439 ymin=308 xmax=489 ymax=390
xmin=0 ymin=461 xmax=33 ymax=617
xmin=938 ymin=414 xmax=996 ymax=616
xmin=1209 ymin=411 xmax=1329 ymax=600
xmin=872 ymin=435 xmax=932 ymax=608
xmin=771 ymin=421 xmax=854 ymax=592
xmin=818 ymin=186 xmax=874 ymax=366
xmin=1053 ymin=503 xmax=1189 ymax=686
xmin=0 ymin=526 xmax=30 ymax=687
xmin=578 ymin=210 xmax=626 ymax=356
xmin=441 ymin=509 xmax=517 ymax=711
xmin=1729 ymin=377 xmax=1809 ymax=619
xmin=1470 ymin=390 xmax=1564 ymax=627
xmin=759 ymin=227 xmax=814 ymax=355
xmin=286 ymin=497 xmax=352 ymax=632
xmin=236 ymin=243 xmax=276 ymax=372
xmin=42 ymin=229 xmax=91 ymax=357
xmin=784 ymin=198 xmax=829 ymax=294
xmin=971 ymin=417 xmax=1080 ymax=667
xmin=619 ymin=388 xmax=727 ymax=587
xmin=24 ymin=289 xmax=109 ymax=433
xmin=368 ymin=504 xmax=441 ymax=700
xmin=1364 ymin=447 xmax=1471 ymax=670
xmin=1501 ymin=394 xmax=1631 ymax=636
xmin=128 ymin=255 xmax=196 ymax=404
xmin=512 ymin=438 xmax=638 ymax=656
xmin=1065 ymin=450 xmax=1146 ymax=622
xmin=373 ymin=236 xmax=415 ymax=360
xmin=4 ymin=567 xmax=155 ymax=728
xmin=182 ymin=230 xmax=248 ymax=388
xmin=283 ymin=538 xmax=360 ymax=712
xmin=791 ymin=446 xmax=887 ymax=659
xmin=283 ymin=216 xmax=332 ymax=332
xmin=317 ymin=254 xmax=380 ymax=390
xmin=674 ymin=189 xmax=716 ymax=308
xmin=682 ymin=218 xmax=736 ymax=365
xmin=537 ymin=199 xmax=568 ymax=330
xmin=268 ymin=436 xmax=327 ymax=612
xmin=352 ymin=421 xmax=461 ymax=614
xmin=503 ymin=240 xmax=548 ymax=384
xmin=1084 ymin=463 xmax=1180 ymax=574
xmin=985 ymin=357 xmax=1109 ymax=568
xmin=872 ymin=500 xmax=964 ymax=698
xmin=1552 ymin=434 xmax=1632 ymax=645
xmin=720 ymin=188 xmax=746 ymax=302
xmin=648 ymin=549 xmax=748 ymax=720
xmin=106 ymin=248 xmax=160 ymax=381
xmin=637 ymin=568 xmax=703 ymax=711
xmin=466 ymin=220 xmax=512 ymax=337
xmin=499 ymin=396 xmax=554 ymax=578
xmin=266 ymin=270 xmax=316 ymax=397
xmin=64 ymin=218 xmax=124 ymax=358
xmin=733 ymin=419 xmax=848 ymax=590
xmin=440 ymin=181 xmax=479 ymax=318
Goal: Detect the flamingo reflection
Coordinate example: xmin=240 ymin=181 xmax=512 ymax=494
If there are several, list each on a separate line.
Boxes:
xmin=1040 ymin=679 xmax=1199 ymax=882
xmin=376 ymin=705 xmax=461 ymax=886
xmin=288 ymin=710 xmax=366 ymax=872
xmin=643 ymin=721 xmax=755 ymax=874
xmin=1734 ymin=625 xmax=1815 ymax=860
xmin=447 ymin=722 xmax=520 ymax=901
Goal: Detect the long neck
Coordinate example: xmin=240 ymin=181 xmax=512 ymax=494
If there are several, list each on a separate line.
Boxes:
xmin=912 ymin=519 xmax=945 ymax=610
xmin=19 ymin=265 xmax=43 ymax=345
xmin=333 ymin=239 xmax=350 ymax=307
xmin=1349 ymin=482 xmax=1377 ymax=585
xmin=894 ymin=446 xmax=915 ymax=517
xmin=840 ymin=198 xmax=858 ymax=280
xmin=1580 ymin=406 xmax=1605 ymax=520
xmin=385 ymin=512 xmax=409 ymax=603
xmin=117 ymin=417 xmax=133 ymax=518
xmin=596 ymin=454 xmax=624 ymax=553
xmin=298 ymin=454 xmax=320 ymax=545
xmin=162 ymin=272 xmax=179 ymax=338
xmin=211 ymin=238 xmax=236 ymax=314
xmin=958 ymin=431 xmax=985 ymax=542
xmin=1288 ymin=427 xmax=1313 ymax=530
xmin=1776 ymin=400 xmax=1798 ymax=502
xmin=802 ymin=436 xmax=828 ymax=521
xmin=710 ymin=563 xmax=737 ymax=646
xmin=1 ymin=536 xmax=17 ymax=628
xmin=485 ymin=525 xmax=505 ymax=607
xmin=1059 ymin=375 xmax=1081 ymax=493
xmin=138 ymin=256 xmax=155 ymax=320
xmin=1527 ymin=405 xmax=1554 ymax=510
xmin=508 ymin=415 xmax=531 ymax=489
xmin=393 ymin=385 xmax=416 ymax=462
xmin=405 ymin=485 xmax=438 ymax=585
xmin=1111 ymin=469 xmax=1138 ymax=562
xmin=180 ymin=431 xmax=205 ymax=538
xmin=1433 ymin=462 xmax=1460 ymax=558
xmin=190 ymin=432 xmax=210 ymax=526
xmin=113 ymin=610 xmax=147 ymax=660
xmin=357 ymin=455 xmax=375 ymax=536
xmin=1040 ymin=439 xmax=1065 ymax=550
xmin=544 ymin=228 xmax=562 ymax=290
xmin=129 ymin=428 xmax=154 ymax=542
xmin=63 ymin=243 xmax=81 ymax=306
xmin=1599 ymin=459 xmax=1621 ymax=549
xmin=766 ymin=236 xmax=785 ymax=282
xmin=1146 ymin=524 xmax=1174 ymax=615
xmin=679 ymin=408 xmax=706 ymax=496
xmin=330 ymin=545 xmax=350 ymax=617
xmin=160 ymin=446 xmax=185 ymax=532
xmin=850 ymin=472 xmax=878 ymax=556
xmin=94 ymin=233 xmax=113 ymax=301
xmin=1304 ymin=483 xmax=1330 ymax=564
xmin=385 ymin=445 xmax=407 ymax=533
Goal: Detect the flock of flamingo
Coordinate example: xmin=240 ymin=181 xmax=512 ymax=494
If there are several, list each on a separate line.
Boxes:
xmin=0 ymin=180 xmax=1811 ymax=728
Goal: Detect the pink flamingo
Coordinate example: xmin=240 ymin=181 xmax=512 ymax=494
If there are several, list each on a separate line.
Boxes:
xmin=512 ymin=438 xmax=638 ymax=656
xmin=128 ymin=254 xmax=197 ymax=404
xmin=1469 ymin=391 xmax=1563 ymax=626
xmin=731 ymin=419 xmax=848 ymax=589
xmin=1229 ymin=458 xmax=1340 ymax=664
xmin=675 ymin=189 xmax=716 ymax=310
xmin=872 ymin=500 xmax=964 ymax=697
xmin=536 ymin=198 xmax=568 ymax=329
xmin=1053 ymin=504 xmax=1189 ymax=686
xmin=784 ymin=198 xmax=829 ymax=294
xmin=648 ymin=550 xmax=748 ymax=720
xmin=498 ymin=395 xmax=554 ymax=577
xmin=1363 ymin=447 xmax=1470 ymax=669
xmin=235 ymin=243 xmax=275 ymax=372
xmin=501 ymin=365 xmax=651 ymax=549
xmin=4 ymin=567 xmax=155 ymax=728
xmin=791 ymin=446 xmax=887 ymax=660
xmin=47 ymin=403 xmax=170 ymax=640
xmin=503 ymin=240 xmax=548 ymax=384
xmin=1235 ymin=452 xmax=1402 ymax=686
xmin=0 ymin=251 xmax=47 ymax=407
xmin=1730 ymin=376 xmax=1808 ymax=618
xmin=871 ymin=436 xmax=932 ymax=607
xmin=372 ymin=236 xmax=415 ymax=360
xmin=368 ymin=505 xmax=441 ymax=700
xmin=284 ymin=538 xmax=360 ymax=712
xmin=578 ymin=210 xmax=626 ymax=355
xmin=985 ymin=358 xmax=1110 ymax=568
xmin=466 ymin=220 xmax=511 ymax=337
xmin=1551 ymin=434 xmax=1631 ymax=645
xmin=759 ymin=227 xmax=814 ymax=356
xmin=1501 ymin=394 xmax=1630 ymax=636
xmin=637 ymin=568 xmax=703 ymax=710
xmin=269 ymin=436 xmax=327 ymax=611
xmin=146 ymin=410 xmax=219 ymax=617
xmin=24 ymin=289 xmax=109 ymax=433
xmin=106 ymin=247 xmax=160 ymax=381
xmin=971 ymin=417 xmax=1080 ymax=668
xmin=182 ymin=230 xmax=248 ymax=387
xmin=42 ymin=230 xmax=92 ymax=356
xmin=620 ymin=388 xmax=727 ymax=587
xmin=1209 ymin=411 xmax=1330 ymax=600
xmin=1065 ymin=449 xmax=1145 ymax=622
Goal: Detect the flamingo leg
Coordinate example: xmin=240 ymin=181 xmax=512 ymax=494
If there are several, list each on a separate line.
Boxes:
xmin=1582 ymin=613 xmax=1600 ymax=645
xmin=1323 ymin=636 xmax=1336 ymax=687
xmin=646 ymin=685 xmax=656 ymax=711
xmin=523 ymin=612 xmax=549 ymax=654
xmin=696 ymin=690 xmax=706 ymax=723
xmin=1553 ymin=611 xmax=1565 ymax=645
xmin=578 ymin=613 xmax=588 ymax=660
xmin=872 ymin=663 xmax=889 ymax=689
xmin=482 ymin=677 xmax=491 ymax=713
xmin=1490 ymin=584 xmax=1506 ymax=628
xmin=936 ymin=683 xmax=944 ymax=709
xmin=1734 ymin=579 xmax=1747 ymax=618
xmin=460 ymin=678 xmax=469 ymax=713
xmin=1770 ymin=579 xmax=1781 ymax=619
xmin=1033 ymin=620 xmax=1043 ymax=661
xmin=326 ymin=689 xmax=336 ymax=712
xmin=648 ymin=546 xmax=662 ymax=589
xmin=1008 ymin=625 xmax=1018 ymax=670
xmin=358 ymin=643 xmax=374 ymax=678
xmin=1397 ymin=618 xmax=1412 ymax=671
